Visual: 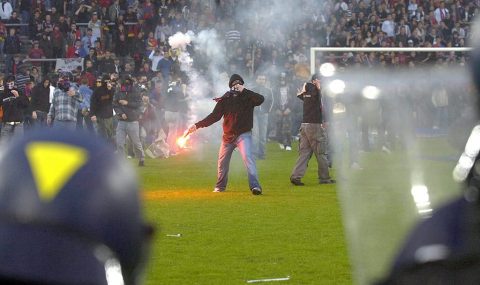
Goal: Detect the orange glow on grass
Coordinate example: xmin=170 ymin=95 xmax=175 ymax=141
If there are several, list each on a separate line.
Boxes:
xmin=142 ymin=190 xmax=244 ymax=201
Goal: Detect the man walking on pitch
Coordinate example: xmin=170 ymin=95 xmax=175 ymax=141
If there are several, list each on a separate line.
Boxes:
xmin=290 ymin=73 xmax=335 ymax=186
xmin=187 ymin=74 xmax=265 ymax=195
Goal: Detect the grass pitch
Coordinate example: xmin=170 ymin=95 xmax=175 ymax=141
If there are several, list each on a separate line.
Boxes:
xmin=138 ymin=142 xmax=351 ymax=285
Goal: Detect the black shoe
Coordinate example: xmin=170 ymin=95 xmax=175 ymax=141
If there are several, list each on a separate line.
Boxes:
xmin=251 ymin=187 xmax=262 ymax=195
xmin=138 ymin=160 xmax=145 ymax=167
xmin=319 ymin=179 xmax=336 ymax=184
xmin=290 ymin=178 xmax=305 ymax=186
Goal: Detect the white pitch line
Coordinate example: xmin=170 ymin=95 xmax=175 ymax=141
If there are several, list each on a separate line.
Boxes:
xmin=246 ymin=276 xmax=290 ymax=283
xmin=165 ymin=234 xmax=182 ymax=237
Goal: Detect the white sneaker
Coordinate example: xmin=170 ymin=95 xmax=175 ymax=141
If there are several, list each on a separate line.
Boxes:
xmin=213 ymin=188 xmax=225 ymax=193
xmin=278 ymin=143 xmax=285 ymax=149
xmin=285 ymin=146 xmax=292 ymax=151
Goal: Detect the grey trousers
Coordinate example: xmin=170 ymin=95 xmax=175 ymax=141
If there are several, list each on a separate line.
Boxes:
xmin=291 ymin=123 xmax=331 ymax=182
xmin=116 ymin=120 xmax=145 ymax=160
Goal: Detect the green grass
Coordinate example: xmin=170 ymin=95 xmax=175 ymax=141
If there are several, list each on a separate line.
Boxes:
xmin=138 ymin=142 xmax=351 ymax=285
xmin=137 ymin=136 xmax=461 ymax=285
xmin=337 ymin=137 xmax=461 ymax=285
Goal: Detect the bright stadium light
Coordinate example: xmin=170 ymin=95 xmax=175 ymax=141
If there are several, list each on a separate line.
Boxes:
xmin=319 ymin=63 xmax=336 ymax=77
xmin=328 ymin=79 xmax=345 ymax=96
xmin=362 ymin=85 xmax=380 ymax=100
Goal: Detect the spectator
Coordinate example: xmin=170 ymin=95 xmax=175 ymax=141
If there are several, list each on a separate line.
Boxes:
xmin=27 ymin=40 xmax=45 ymax=69
xmin=252 ymin=73 xmax=274 ymax=160
xmin=29 ymin=9 xmax=42 ymax=39
xmin=51 ymin=25 xmax=65 ymax=58
xmin=30 ymin=78 xmax=51 ymax=128
xmin=82 ymin=28 xmax=97 ymax=52
xmin=66 ymin=22 xmax=82 ymax=47
xmin=18 ymin=0 xmax=31 ymax=35
xmin=0 ymin=75 xmax=29 ymax=142
xmin=381 ymin=14 xmax=396 ymax=38
xmin=47 ymin=75 xmax=83 ymax=130
xmin=99 ymin=49 xmax=116 ymax=74
xmin=90 ymin=74 xmax=115 ymax=144
xmin=0 ymin=0 xmax=13 ymax=21
xmin=4 ymin=28 xmax=21 ymax=74
xmin=154 ymin=16 xmax=172 ymax=44
xmin=108 ymin=0 xmax=121 ymax=23
xmin=77 ymin=77 xmax=94 ymax=132
xmin=84 ymin=48 xmax=99 ymax=72
xmin=75 ymin=2 xmax=92 ymax=27
xmin=37 ymin=32 xmax=53 ymax=72
xmin=88 ymin=11 xmax=103 ymax=42
xmin=42 ymin=13 xmax=54 ymax=35
xmin=113 ymin=75 xmax=146 ymax=167
xmin=0 ymin=20 xmax=6 ymax=58
xmin=66 ymin=39 xmax=87 ymax=58
xmin=6 ymin=10 xmax=21 ymax=34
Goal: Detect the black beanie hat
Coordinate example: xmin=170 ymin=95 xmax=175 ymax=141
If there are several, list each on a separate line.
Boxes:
xmin=229 ymin=74 xmax=244 ymax=88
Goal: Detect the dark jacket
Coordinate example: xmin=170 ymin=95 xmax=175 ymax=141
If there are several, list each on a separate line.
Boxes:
xmin=0 ymin=88 xmax=29 ymax=122
xmin=90 ymin=84 xmax=114 ymax=119
xmin=113 ymin=84 xmax=143 ymax=122
xmin=30 ymin=80 xmax=51 ymax=112
xmin=297 ymin=82 xmax=323 ymax=124
xmin=195 ymin=89 xmax=264 ymax=143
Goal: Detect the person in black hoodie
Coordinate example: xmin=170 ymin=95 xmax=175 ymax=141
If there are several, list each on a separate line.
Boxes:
xmin=113 ymin=75 xmax=145 ymax=167
xmin=30 ymin=78 xmax=51 ymax=128
xmin=0 ymin=75 xmax=29 ymax=142
xmin=187 ymin=74 xmax=265 ymax=195
xmin=91 ymin=75 xmax=115 ymax=144
xmin=290 ymin=73 xmax=335 ymax=186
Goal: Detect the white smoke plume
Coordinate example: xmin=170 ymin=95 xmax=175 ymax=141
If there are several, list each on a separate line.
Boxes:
xmin=167 ymin=29 xmax=228 ymax=141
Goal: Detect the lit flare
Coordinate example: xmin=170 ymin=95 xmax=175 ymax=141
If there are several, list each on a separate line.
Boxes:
xmin=176 ymin=129 xmax=191 ymax=149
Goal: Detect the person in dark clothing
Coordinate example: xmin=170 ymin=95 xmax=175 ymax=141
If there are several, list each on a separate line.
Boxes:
xmin=4 ymin=28 xmax=21 ymax=74
xmin=187 ymin=74 xmax=264 ymax=195
xmin=113 ymin=76 xmax=145 ymax=166
xmin=30 ymin=78 xmax=51 ymax=128
xmin=290 ymin=73 xmax=335 ymax=186
xmin=98 ymin=50 xmax=116 ymax=75
xmin=0 ymin=76 xmax=29 ymax=142
xmin=91 ymin=75 xmax=115 ymax=144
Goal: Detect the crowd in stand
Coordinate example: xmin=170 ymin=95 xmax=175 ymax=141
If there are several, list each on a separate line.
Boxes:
xmin=0 ymin=0 xmax=476 ymax=161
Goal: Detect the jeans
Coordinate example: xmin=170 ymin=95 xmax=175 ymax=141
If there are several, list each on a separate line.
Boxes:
xmin=216 ymin=131 xmax=261 ymax=191
xmin=116 ymin=120 xmax=144 ymax=160
xmin=53 ymin=120 xmax=77 ymax=130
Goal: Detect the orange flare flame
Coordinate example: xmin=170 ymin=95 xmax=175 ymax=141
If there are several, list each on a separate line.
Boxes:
xmin=176 ymin=135 xmax=189 ymax=148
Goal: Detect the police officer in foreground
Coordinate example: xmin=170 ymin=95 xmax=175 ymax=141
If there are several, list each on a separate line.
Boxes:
xmin=0 ymin=128 xmax=153 ymax=285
